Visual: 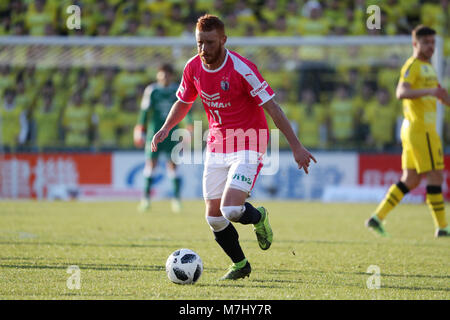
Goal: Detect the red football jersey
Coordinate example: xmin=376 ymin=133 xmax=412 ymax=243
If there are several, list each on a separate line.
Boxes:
xmin=176 ymin=49 xmax=275 ymax=153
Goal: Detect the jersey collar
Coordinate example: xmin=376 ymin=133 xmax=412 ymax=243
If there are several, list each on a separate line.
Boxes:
xmin=201 ymin=49 xmax=229 ymax=73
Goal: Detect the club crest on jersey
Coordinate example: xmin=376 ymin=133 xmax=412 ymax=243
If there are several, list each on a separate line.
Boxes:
xmin=220 ymin=80 xmax=230 ymax=91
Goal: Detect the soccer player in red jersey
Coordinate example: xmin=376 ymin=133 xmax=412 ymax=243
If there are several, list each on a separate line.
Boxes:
xmin=152 ymin=14 xmax=316 ymax=280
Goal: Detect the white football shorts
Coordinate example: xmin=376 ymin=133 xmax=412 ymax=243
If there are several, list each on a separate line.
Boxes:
xmin=202 ymin=150 xmax=264 ymax=200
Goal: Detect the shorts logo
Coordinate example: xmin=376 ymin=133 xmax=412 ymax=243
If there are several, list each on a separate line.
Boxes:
xmin=232 ymin=173 xmax=252 ymax=185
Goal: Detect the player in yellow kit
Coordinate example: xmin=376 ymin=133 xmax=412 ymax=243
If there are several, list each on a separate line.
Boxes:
xmin=366 ymin=25 xmax=450 ymax=238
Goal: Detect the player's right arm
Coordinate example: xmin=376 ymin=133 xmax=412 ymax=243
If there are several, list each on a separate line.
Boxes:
xmin=151 ymin=100 xmax=193 ymax=152
xmin=396 ymin=59 xmax=446 ymax=101
xmin=396 ymin=81 xmax=444 ymax=100
xmin=436 ymin=85 xmax=450 ymax=106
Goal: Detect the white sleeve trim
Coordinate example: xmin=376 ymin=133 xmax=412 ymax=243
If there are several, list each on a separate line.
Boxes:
xmin=177 ymin=97 xmax=195 ymax=104
xmin=229 ymin=52 xmax=273 ymax=103
xmin=258 ymin=93 xmax=275 ymax=106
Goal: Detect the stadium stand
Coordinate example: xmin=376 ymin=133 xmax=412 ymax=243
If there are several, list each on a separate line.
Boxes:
xmin=0 ymin=0 xmax=448 ymax=152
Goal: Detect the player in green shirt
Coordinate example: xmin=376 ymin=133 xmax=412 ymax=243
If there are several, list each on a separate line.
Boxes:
xmin=134 ymin=64 xmax=182 ymax=213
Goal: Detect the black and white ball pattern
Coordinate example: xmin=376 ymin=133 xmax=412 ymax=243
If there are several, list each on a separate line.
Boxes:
xmin=166 ymin=249 xmax=203 ymax=284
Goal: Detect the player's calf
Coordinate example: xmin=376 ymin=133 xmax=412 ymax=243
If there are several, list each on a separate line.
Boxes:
xmin=206 ymin=215 xmax=249 ymax=280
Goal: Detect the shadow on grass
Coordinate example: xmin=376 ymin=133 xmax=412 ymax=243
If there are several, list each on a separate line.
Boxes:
xmin=197 ymin=276 xmax=447 ymax=293
xmin=0 ymin=240 xmax=175 ymax=249
xmin=195 ymin=282 xmax=286 ymax=290
xmin=261 ymin=269 xmax=450 ymax=292
xmin=0 ymin=256 xmax=46 ymax=261
xmin=0 ymin=262 xmax=165 ymax=272
xmin=253 ymin=238 xmax=449 ymax=248
xmin=240 ymin=238 xmax=374 ymax=246
xmin=381 ymin=285 xmax=450 ymax=292
xmin=250 ymin=278 xmax=303 ymax=284
xmin=59 ymin=292 xmax=136 ymax=298
xmin=351 ymin=271 xmax=450 ymax=280
xmin=298 ymin=270 xmax=450 ymax=292
xmin=265 ymin=268 xmax=450 ymax=281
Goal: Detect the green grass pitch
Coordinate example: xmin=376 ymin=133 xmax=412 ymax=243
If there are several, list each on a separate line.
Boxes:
xmin=0 ymin=200 xmax=448 ymax=299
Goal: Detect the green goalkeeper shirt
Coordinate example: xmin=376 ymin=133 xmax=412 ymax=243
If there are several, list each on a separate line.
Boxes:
xmin=138 ymin=82 xmax=179 ymax=137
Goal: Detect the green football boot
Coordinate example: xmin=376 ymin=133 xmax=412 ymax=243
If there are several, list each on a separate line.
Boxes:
xmin=220 ymin=261 xmax=251 ymax=280
xmin=253 ymin=207 xmax=273 ymax=250
xmin=365 ymin=215 xmax=389 ymax=237
xmin=435 ymin=225 xmax=450 ymax=238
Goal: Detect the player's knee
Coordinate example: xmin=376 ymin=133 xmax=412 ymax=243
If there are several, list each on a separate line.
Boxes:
xmin=426 ymin=171 xmax=444 ymax=186
xmin=220 ymin=205 xmax=245 ymax=222
xmin=205 ymin=215 xmax=229 ymax=232
xmin=143 ymin=165 xmax=153 ymax=178
xmin=403 ymin=177 xmax=420 ymax=190
xmin=167 ymin=165 xmax=180 ymax=179
xmin=401 ymin=172 xmax=421 ymax=190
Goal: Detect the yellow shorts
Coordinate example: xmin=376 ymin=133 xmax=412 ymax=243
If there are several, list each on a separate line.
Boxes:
xmin=401 ymin=124 xmax=444 ymax=174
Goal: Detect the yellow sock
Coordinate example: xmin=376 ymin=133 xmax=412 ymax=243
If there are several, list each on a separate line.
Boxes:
xmin=375 ymin=184 xmax=406 ymax=221
xmin=426 ymin=192 xmax=448 ymax=229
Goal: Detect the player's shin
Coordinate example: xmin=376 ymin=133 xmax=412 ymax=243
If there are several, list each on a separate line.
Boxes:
xmin=206 ymin=216 xmax=246 ymax=264
xmin=375 ymin=181 xmax=409 ymax=220
xmin=168 ymin=168 xmax=182 ymax=199
xmin=426 ymin=185 xmax=448 ymax=229
xmin=143 ymin=166 xmax=154 ymax=199
xmin=173 ymin=177 xmax=181 ymax=198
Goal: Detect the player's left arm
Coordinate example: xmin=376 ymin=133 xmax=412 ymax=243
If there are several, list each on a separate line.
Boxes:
xmin=262 ymin=99 xmax=317 ymax=173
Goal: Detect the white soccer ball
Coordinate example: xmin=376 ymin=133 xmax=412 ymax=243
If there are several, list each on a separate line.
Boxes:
xmin=165 ymin=248 xmax=203 ymax=284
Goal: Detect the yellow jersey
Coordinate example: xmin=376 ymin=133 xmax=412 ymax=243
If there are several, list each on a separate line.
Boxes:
xmin=94 ymin=103 xmax=120 ymax=147
xmin=364 ymin=101 xmax=398 ymax=147
xmin=399 ymin=56 xmax=439 ymax=130
xmin=0 ymin=105 xmax=23 ymax=147
xmin=63 ymin=104 xmax=92 ymax=147
xmin=34 ymin=107 xmax=60 ymax=149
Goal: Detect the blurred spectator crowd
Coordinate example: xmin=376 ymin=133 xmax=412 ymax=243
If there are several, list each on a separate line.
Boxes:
xmin=1 ymin=0 xmax=448 ymax=37
xmin=0 ymin=0 xmax=449 ymax=152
